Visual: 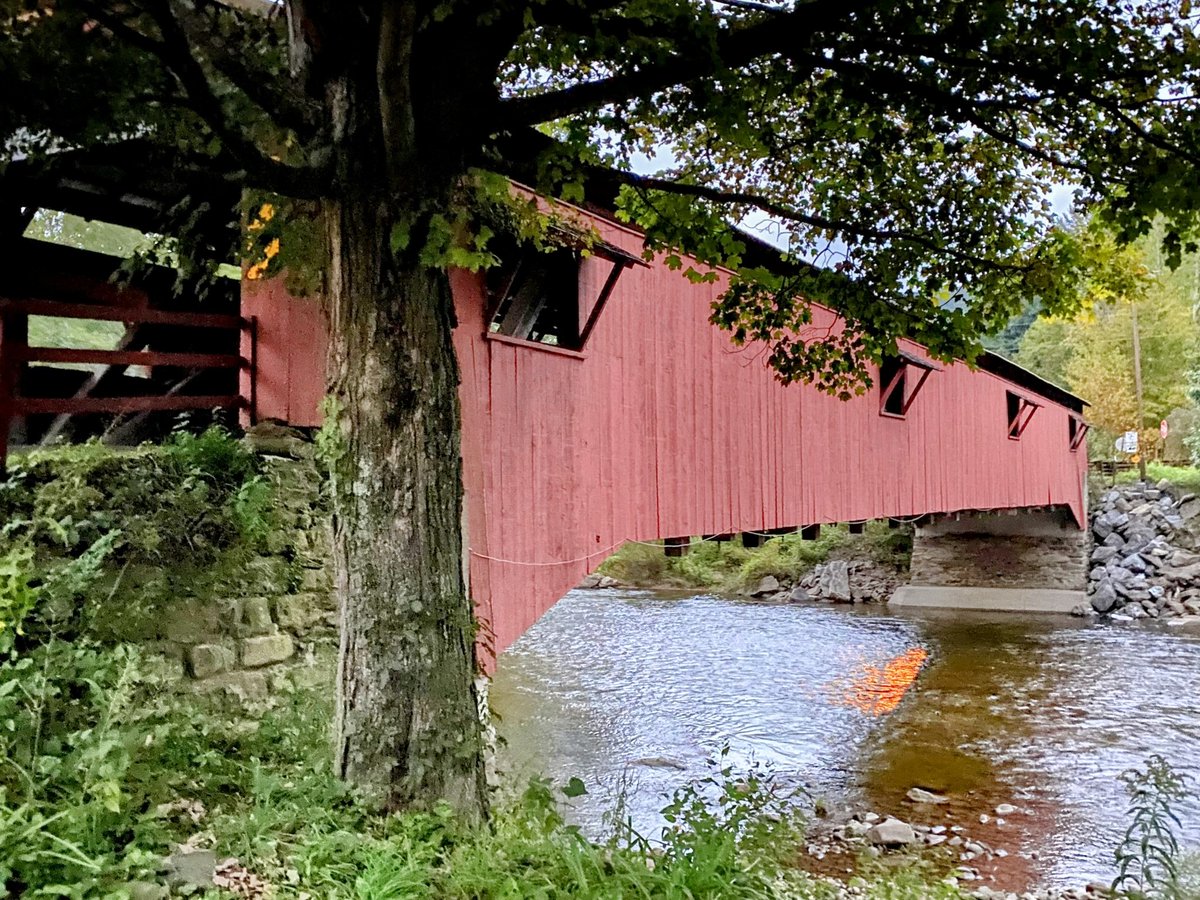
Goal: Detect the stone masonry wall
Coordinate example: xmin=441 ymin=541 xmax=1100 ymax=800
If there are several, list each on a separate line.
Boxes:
xmin=909 ymin=513 xmax=1088 ymax=592
xmin=156 ymin=448 xmax=335 ymax=704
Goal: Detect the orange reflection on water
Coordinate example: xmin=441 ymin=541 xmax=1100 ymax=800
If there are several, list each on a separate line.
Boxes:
xmin=837 ymin=647 xmax=929 ymax=716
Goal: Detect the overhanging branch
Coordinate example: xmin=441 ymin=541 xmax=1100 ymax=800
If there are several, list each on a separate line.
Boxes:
xmin=499 ymin=0 xmax=879 ymax=125
xmin=103 ymin=0 xmax=334 ymax=198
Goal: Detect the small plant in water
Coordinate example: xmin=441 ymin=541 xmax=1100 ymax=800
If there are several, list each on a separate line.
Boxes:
xmin=1113 ymin=754 xmax=1192 ymax=899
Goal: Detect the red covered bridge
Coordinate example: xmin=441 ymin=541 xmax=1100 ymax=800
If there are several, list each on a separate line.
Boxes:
xmin=1 ymin=172 xmax=1090 ymax=660
xmin=240 ymin=199 xmax=1090 ymax=656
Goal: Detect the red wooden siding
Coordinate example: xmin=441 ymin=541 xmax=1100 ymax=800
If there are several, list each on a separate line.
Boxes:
xmin=240 ymin=277 xmax=327 ymax=427
xmin=244 ymin=211 xmax=1087 ymax=663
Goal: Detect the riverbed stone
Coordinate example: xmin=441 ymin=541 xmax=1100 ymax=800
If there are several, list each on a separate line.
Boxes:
xmin=788 ymin=586 xmax=809 ymax=603
xmin=867 ymin=817 xmax=916 ymax=846
xmin=906 ymin=787 xmax=949 ymax=804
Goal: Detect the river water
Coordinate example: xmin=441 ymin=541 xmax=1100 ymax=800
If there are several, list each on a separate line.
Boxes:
xmin=490 ymin=588 xmax=1200 ymax=890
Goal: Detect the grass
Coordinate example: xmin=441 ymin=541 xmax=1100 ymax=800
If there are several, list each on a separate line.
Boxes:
xmin=0 ymin=643 xmax=978 ymax=898
xmin=597 ymin=522 xmax=912 ymax=592
xmin=1112 ymin=463 xmax=1200 ymax=494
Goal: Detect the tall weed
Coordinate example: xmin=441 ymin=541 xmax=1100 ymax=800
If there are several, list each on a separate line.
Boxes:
xmin=1114 ymin=755 xmax=1193 ymax=899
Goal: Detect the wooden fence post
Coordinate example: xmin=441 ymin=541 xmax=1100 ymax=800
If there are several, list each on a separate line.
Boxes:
xmin=0 ymin=308 xmax=28 ymax=472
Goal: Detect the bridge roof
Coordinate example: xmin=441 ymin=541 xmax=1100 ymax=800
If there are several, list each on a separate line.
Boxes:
xmin=976 ymin=351 xmax=1086 ymax=413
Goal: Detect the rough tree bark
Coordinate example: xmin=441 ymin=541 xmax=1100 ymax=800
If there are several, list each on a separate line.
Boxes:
xmin=324 ymin=189 xmax=487 ymax=816
xmin=309 ymin=6 xmax=490 ymax=816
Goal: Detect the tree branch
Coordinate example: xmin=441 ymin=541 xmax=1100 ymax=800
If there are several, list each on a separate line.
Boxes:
xmin=597 ymin=168 xmax=1029 ymax=271
xmin=499 ymin=0 xmax=880 ymax=125
xmin=175 ymin=0 xmax=324 ymax=137
xmin=139 ymin=0 xmax=333 ymax=198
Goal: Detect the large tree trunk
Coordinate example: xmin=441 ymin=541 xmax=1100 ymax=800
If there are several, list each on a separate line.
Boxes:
xmin=324 ymin=191 xmax=487 ymax=818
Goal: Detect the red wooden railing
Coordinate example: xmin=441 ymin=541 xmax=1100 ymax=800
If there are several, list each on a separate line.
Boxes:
xmin=0 ymin=296 xmax=255 ymax=469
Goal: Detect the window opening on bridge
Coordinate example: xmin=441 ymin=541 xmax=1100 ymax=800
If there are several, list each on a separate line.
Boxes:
xmin=485 ymin=228 xmax=647 ymax=352
xmin=1069 ymin=416 xmax=1089 ymax=452
xmin=878 ymin=350 xmax=939 ymax=418
xmin=487 ymin=245 xmax=580 ymax=348
xmin=1006 ymin=390 xmax=1041 ymax=439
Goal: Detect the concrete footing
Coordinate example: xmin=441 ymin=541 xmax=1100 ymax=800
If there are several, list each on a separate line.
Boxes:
xmin=889 ymin=585 xmax=1083 ymax=614
xmin=889 ymin=506 xmax=1087 ymax=615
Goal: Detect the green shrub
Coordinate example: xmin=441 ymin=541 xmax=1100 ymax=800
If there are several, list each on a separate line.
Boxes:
xmin=599 ymin=522 xmax=910 ymax=593
xmin=0 ymin=427 xmax=271 ymax=565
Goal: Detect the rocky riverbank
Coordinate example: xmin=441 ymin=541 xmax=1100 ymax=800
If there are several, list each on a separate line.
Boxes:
xmin=1084 ymin=481 xmax=1200 ymax=621
xmin=807 ymin=802 xmax=1115 ymax=900
xmin=747 ymin=559 xmax=904 ymax=603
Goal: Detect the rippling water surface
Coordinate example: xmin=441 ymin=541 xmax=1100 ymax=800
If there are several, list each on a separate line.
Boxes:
xmin=490 ymin=589 xmax=1200 ymax=888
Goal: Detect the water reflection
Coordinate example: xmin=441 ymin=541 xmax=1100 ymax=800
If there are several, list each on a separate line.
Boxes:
xmin=835 ymin=646 xmax=929 ymax=716
xmin=491 ymin=589 xmax=1200 ymax=889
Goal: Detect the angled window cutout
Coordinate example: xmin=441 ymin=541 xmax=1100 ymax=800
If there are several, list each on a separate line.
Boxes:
xmin=1006 ymin=390 xmax=1041 ymax=439
xmin=1068 ymin=415 xmax=1089 ymax=452
xmin=485 ymin=228 xmax=646 ymax=353
xmin=878 ymin=350 xmax=939 ymax=418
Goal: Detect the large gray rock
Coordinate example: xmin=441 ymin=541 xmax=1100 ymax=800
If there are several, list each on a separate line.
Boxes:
xmin=1104 ymin=510 xmax=1131 ymax=531
xmin=868 ymin=817 xmax=917 ymax=846
xmin=1120 ymin=554 xmax=1148 ymax=574
xmin=751 ymin=575 xmax=780 ymax=597
xmin=788 ymin=586 xmax=809 ymax=603
xmin=819 ymin=561 xmax=852 ymax=602
xmin=1165 ymin=562 xmax=1200 ymax=585
xmin=1091 ymin=581 xmax=1119 ymax=614
xmin=240 ymin=634 xmax=294 ymax=668
xmin=272 ymin=592 xmax=331 ymax=631
xmin=1091 ymin=546 xmax=1119 ymax=565
xmin=1179 ymin=496 xmax=1200 ymax=521
xmin=1103 ymin=532 xmax=1127 ymax=549
xmin=1093 ymin=519 xmax=1114 ymax=541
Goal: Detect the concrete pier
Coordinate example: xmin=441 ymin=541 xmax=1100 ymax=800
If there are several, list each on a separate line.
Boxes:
xmin=890 ymin=508 xmax=1087 ymax=614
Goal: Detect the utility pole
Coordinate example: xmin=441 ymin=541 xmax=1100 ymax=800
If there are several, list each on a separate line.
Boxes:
xmin=1131 ymin=299 xmax=1147 ymax=482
